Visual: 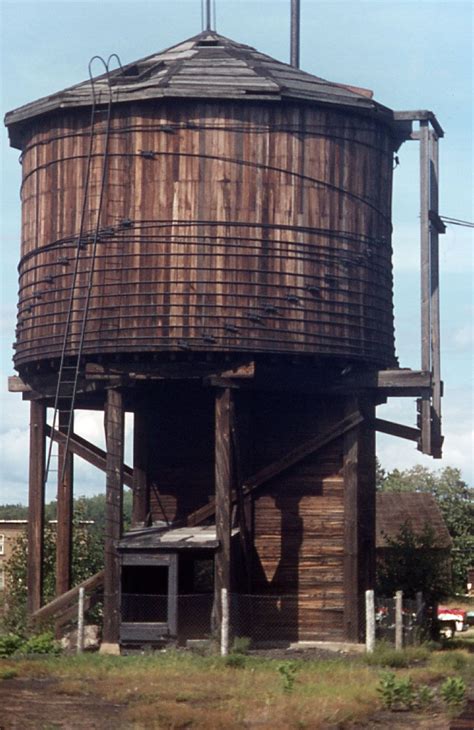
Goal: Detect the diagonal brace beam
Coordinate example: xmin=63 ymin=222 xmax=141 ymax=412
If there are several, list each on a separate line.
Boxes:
xmin=187 ymin=411 xmax=363 ymax=527
xmin=373 ymin=418 xmax=421 ymax=443
xmin=46 ymin=425 xmax=133 ymax=488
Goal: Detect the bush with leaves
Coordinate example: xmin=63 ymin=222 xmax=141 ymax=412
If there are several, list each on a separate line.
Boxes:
xmin=20 ymin=630 xmax=61 ymax=656
xmin=0 ymin=633 xmax=23 ymax=657
xmin=277 ymin=661 xmax=298 ymax=693
xmin=440 ymin=676 xmax=466 ymax=714
xmin=377 ymin=520 xmax=452 ymax=604
xmin=2 ymin=503 xmax=104 ymax=634
xmin=377 ymin=672 xmax=415 ymax=711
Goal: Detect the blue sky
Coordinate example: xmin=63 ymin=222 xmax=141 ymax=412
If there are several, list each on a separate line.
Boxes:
xmin=1 ymin=0 xmax=472 ymax=503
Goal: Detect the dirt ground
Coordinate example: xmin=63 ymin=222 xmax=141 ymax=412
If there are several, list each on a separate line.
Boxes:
xmin=1 ymin=675 xmax=469 ymax=730
xmin=0 ymin=677 xmax=128 ymax=730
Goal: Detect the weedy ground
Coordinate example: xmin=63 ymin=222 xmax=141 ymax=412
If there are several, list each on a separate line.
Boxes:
xmin=0 ymin=642 xmax=473 ymax=729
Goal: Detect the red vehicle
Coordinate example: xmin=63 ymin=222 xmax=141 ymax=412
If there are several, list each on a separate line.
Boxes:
xmin=438 ymin=606 xmax=467 ymax=638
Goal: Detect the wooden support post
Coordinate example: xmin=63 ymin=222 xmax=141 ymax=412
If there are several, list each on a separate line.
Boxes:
xmin=132 ymin=408 xmax=149 ymax=526
xmin=167 ymin=554 xmax=178 ymax=637
xmin=429 ymin=131 xmax=442 ymax=457
xmin=56 ymin=410 xmax=74 ymax=596
xmin=420 ymin=120 xmax=432 ymax=454
xmin=27 ymin=400 xmax=46 ymax=615
xmin=214 ymin=388 xmax=233 ymax=633
xmin=343 ymin=398 xmax=376 ymax=642
xmin=103 ymin=388 xmax=124 ymax=645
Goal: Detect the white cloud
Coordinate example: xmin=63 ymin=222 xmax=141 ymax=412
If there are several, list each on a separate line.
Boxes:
xmin=377 ymin=396 xmax=474 ymax=485
xmin=453 ymin=324 xmax=474 ymax=350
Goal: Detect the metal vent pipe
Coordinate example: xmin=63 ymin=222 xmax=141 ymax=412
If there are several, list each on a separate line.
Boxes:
xmin=290 ymin=0 xmax=300 ymax=68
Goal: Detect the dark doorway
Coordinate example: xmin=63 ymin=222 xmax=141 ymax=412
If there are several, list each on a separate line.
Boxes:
xmin=121 ymin=565 xmax=168 ymax=623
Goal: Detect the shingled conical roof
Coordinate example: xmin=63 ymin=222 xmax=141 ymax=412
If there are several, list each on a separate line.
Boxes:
xmin=5 ymin=30 xmax=393 ymax=145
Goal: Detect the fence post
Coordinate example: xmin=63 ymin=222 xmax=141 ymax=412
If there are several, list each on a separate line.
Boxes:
xmin=221 ymin=587 xmax=229 ymax=656
xmin=77 ymin=586 xmax=85 ymax=654
xmin=395 ymin=590 xmax=403 ymax=651
xmin=365 ymin=589 xmax=375 ymax=653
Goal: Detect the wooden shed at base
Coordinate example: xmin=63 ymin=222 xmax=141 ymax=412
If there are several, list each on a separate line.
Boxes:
xmin=376 ymin=492 xmax=452 ymax=551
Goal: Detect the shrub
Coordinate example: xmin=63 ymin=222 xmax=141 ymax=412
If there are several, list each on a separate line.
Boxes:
xmin=277 ymin=661 xmax=298 ymax=693
xmin=224 ymin=654 xmax=246 ymax=669
xmin=20 ymin=631 xmax=61 ymax=656
xmin=440 ymin=677 xmax=466 ymax=714
xmin=416 ymin=684 xmax=435 ymax=711
xmin=376 ymin=672 xmax=415 ymax=711
xmin=0 ymin=633 xmax=23 ymax=657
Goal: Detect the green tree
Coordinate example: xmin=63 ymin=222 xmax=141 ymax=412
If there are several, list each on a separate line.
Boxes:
xmin=3 ymin=504 xmax=104 ymax=634
xmin=377 ymin=521 xmax=452 ymax=603
xmin=377 ymin=465 xmax=474 ymax=593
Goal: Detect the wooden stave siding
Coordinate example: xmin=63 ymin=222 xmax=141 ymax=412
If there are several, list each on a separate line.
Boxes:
xmin=250 ymin=393 xmax=347 ymax=641
xmin=145 ymin=389 xmax=352 ymax=641
xmin=15 ymin=100 xmax=395 ymax=368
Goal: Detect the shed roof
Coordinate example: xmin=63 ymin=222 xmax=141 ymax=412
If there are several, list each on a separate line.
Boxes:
xmin=376 ymin=492 xmax=452 ymax=549
xmin=5 ymin=29 xmax=395 ymax=144
xmin=118 ymin=524 xmax=239 ymax=551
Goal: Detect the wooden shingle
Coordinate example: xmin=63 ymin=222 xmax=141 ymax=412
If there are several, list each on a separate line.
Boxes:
xmin=5 ymin=30 xmax=391 ymax=143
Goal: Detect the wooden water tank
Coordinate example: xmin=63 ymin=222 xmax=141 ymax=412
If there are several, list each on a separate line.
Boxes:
xmin=6 ymin=31 xmax=399 ymax=371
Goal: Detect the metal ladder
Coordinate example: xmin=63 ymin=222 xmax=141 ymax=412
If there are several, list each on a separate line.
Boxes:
xmin=44 ymin=55 xmax=121 ymax=489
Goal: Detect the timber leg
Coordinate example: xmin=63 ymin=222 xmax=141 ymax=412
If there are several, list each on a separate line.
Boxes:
xmin=56 ymin=410 xmax=74 ymax=596
xmin=132 ymin=408 xmax=149 ymax=526
xmin=27 ymin=400 xmax=46 ymax=615
xmin=343 ymin=398 xmax=376 ymax=642
xmin=102 ymin=388 xmax=124 ymax=646
xmin=214 ymin=388 xmax=233 ymax=633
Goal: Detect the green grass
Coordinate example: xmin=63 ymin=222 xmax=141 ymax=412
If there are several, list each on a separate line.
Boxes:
xmin=0 ymin=646 xmax=472 ymax=729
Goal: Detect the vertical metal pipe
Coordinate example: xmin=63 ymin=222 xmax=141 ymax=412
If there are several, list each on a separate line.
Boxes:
xmin=205 ymin=0 xmax=212 ymax=30
xmin=290 ymin=0 xmax=300 ymax=68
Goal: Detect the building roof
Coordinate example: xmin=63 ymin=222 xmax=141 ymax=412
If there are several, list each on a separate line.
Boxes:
xmin=118 ymin=524 xmax=239 ymax=551
xmin=376 ymin=492 xmax=452 ymax=549
xmin=5 ymin=30 xmax=395 ymax=145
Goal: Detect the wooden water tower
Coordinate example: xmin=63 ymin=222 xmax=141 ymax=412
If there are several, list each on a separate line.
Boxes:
xmin=5 ymin=29 xmax=444 ymax=646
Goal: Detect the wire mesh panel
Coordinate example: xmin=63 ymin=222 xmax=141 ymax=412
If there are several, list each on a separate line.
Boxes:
xmin=121 ymin=593 xmax=168 ymax=623
xmin=375 ymin=596 xmax=424 ymax=645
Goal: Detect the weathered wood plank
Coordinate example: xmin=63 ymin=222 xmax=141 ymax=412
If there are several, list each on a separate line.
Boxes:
xmin=132 ymin=408 xmax=149 ymax=525
xmin=56 ymin=410 xmax=74 ymax=596
xmin=33 ymin=570 xmax=104 ymax=623
xmin=214 ymin=388 xmax=233 ymax=629
xmin=374 ymin=418 xmax=420 ymax=442
xmin=14 ymin=101 xmax=394 ymax=369
xmin=46 ymin=424 xmax=133 ymax=488
xmin=186 ymin=410 xmax=363 ymax=526
xmin=27 ymin=400 xmax=46 ymax=614
xmin=103 ymin=388 xmax=124 ymax=644
xmin=8 ymin=375 xmax=32 ymax=392
xmin=420 ymin=120 xmax=432 ymax=455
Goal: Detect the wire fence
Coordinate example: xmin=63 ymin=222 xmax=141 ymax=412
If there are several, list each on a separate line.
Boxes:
xmin=64 ymin=589 xmax=429 ymax=651
xmin=120 ymin=592 xmax=346 ymax=645
xmin=375 ymin=595 xmax=426 ymax=646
